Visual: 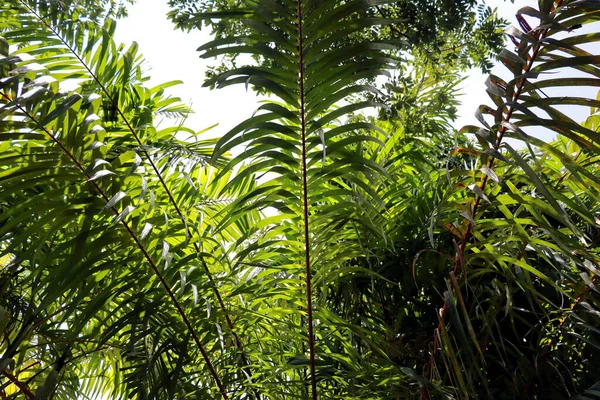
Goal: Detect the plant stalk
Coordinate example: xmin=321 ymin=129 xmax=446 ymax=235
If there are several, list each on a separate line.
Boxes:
xmin=296 ymin=0 xmax=317 ymax=398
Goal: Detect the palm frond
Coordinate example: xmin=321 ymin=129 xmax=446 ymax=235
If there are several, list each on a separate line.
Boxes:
xmin=0 ymin=1 xmax=246 ymax=398
xmin=426 ymin=1 xmax=600 ymax=397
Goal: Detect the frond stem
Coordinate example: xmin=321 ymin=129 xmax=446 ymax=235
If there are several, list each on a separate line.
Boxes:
xmin=1 ymin=370 xmax=34 ymax=399
xmin=296 ymin=1 xmax=317 ymax=399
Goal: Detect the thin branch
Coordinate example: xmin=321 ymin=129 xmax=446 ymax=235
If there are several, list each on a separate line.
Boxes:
xmin=375 ymin=5 xmax=407 ymax=39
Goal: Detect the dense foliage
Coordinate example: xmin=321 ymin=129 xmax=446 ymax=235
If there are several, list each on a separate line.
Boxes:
xmin=1 ymin=0 xmax=600 ymax=399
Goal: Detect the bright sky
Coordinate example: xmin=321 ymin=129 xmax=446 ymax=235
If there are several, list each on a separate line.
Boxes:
xmin=114 ymin=0 xmax=596 ymax=143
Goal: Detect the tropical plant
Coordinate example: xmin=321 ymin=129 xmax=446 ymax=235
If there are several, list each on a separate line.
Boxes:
xmin=2 ymin=0 xmax=600 ymax=399
xmin=0 ymin=1 xmax=256 ymax=398
xmin=424 ymin=1 xmax=600 ymax=397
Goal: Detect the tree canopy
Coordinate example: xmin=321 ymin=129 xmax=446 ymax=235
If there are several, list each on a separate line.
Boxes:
xmin=1 ymin=0 xmax=600 ymax=399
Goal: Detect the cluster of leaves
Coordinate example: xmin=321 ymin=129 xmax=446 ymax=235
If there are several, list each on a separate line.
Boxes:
xmin=0 ymin=0 xmax=254 ymax=398
xmin=2 ymin=0 xmax=600 ymax=399
xmin=167 ymin=0 xmax=507 ymax=80
xmin=28 ymin=0 xmax=135 ymax=22
xmin=425 ymin=1 xmax=600 ymax=396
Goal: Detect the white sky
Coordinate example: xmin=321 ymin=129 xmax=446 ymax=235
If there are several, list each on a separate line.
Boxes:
xmin=114 ymin=0 xmax=597 ymax=144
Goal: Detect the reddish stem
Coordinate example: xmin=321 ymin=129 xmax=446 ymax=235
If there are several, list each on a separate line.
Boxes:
xmin=2 ymin=370 xmax=35 ymax=399
xmin=295 ymin=1 xmax=317 ymax=399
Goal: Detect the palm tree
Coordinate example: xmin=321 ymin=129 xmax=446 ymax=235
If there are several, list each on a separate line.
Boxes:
xmin=1 ymin=0 xmax=600 ymax=399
